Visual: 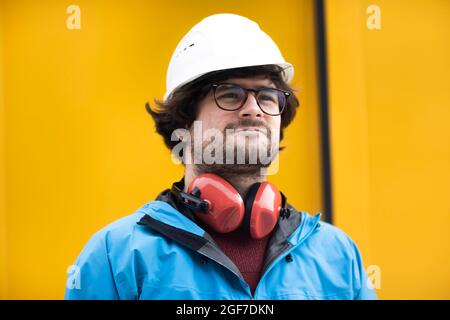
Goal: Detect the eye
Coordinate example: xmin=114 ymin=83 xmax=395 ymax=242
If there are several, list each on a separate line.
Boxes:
xmin=259 ymin=94 xmax=276 ymax=102
xmin=217 ymin=87 xmax=243 ymax=100
xmin=223 ymin=93 xmax=239 ymax=98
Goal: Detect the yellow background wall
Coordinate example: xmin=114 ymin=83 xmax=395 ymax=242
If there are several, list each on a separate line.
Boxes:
xmin=1 ymin=0 xmax=449 ymax=300
xmin=325 ymin=0 xmax=450 ymax=299
xmin=0 ymin=0 xmax=322 ymax=299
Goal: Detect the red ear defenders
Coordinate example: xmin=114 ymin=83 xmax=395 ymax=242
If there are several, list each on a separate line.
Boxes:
xmin=171 ymin=173 xmax=287 ymax=239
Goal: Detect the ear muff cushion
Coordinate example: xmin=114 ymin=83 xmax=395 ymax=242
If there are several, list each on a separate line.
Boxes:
xmin=250 ymin=182 xmax=282 ymax=239
xmin=188 ymin=173 xmax=245 ymax=233
xmin=242 ymin=182 xmax=262 ymax=233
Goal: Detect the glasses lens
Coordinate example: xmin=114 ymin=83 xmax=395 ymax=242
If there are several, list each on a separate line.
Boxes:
xmin=257 ymin=89 xmax=285 ymax=115
xmin=214 ymin=84 xmax=287 ymax=115
xmin=215 ymin=84 xmax=246 ymax=110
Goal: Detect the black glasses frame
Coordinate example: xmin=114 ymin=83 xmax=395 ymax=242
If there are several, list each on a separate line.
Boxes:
xmin=210 ymin=83 xmax=290 ymax=116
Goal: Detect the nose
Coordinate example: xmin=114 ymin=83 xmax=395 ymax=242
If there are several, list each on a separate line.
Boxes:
xmin=238 ymin=92 xmax=262 ymax=119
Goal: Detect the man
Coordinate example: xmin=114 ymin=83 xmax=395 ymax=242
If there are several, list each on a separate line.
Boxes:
xmin=65 ymin=13 xmax=377 ymax=300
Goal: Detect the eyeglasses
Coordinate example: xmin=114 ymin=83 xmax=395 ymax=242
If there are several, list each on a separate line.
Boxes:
xmin=210 ymin=83 xmax=290 ymax=116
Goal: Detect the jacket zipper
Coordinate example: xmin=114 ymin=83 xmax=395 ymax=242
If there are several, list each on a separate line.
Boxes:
xmin=139 ymin=214 xmax=253 ymax=298
xmin=253 ymin=220 xmax=321 ymax=298
xmin=261 ymin=241 xmax=293 ymax=276
xmin=197 ymin=248 xmax=253 ymax=298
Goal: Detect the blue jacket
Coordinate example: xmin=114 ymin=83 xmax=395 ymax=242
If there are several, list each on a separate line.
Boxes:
xmin=65 ymin=196 xmax=377 ymax=300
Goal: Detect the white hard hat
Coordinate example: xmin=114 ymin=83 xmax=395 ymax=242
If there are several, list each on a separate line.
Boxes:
xmin=164 ymin=13 xmax=294 ymax=102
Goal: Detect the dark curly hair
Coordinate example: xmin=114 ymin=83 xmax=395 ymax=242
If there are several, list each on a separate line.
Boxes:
xmin=145 ymin=64 xmax=300 ymax=157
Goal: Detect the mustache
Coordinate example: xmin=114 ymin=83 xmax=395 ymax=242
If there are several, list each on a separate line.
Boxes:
xmin=223 ymin=119 xmax=271 ymax=135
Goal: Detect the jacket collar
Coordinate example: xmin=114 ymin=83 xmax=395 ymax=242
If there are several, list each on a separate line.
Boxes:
xmin=136 ymin=195 xmax=322 ymax=284
xmin=136 ymin=197 xmax=321 ymax=246
xmin=137 ymin=200 xmax=204 ymax=237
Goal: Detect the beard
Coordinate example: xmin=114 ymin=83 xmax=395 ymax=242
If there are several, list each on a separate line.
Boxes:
xmin=190 ymin=118 xmax=279 ymax=179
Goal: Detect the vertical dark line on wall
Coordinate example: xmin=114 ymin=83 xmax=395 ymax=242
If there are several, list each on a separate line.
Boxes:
xmin=315 ymin=0 xmax=333 ymax=224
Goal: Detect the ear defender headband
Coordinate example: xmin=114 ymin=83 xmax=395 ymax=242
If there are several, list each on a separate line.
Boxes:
xmin=171 ymin=173 xmax=288 ymax=239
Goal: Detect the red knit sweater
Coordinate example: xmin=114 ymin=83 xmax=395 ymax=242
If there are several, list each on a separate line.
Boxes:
xmin=199 ymin=222 xmax=271 ymax=295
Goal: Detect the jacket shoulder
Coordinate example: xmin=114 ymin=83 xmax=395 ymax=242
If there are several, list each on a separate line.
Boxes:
xmin=317 ymin=221 xmax=356 ymax=247
xmin=91 ymin=201 xmax=166 ymax=242
xmin=300 ymin=213 xmax=360 ymax=259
